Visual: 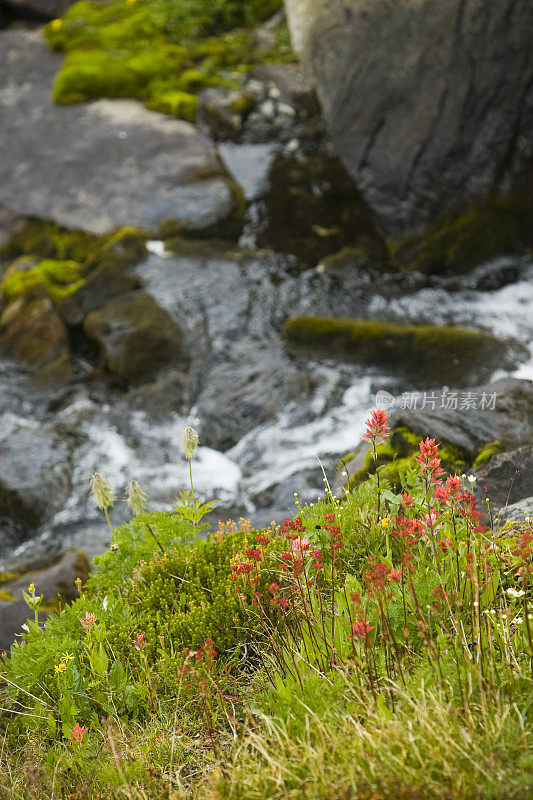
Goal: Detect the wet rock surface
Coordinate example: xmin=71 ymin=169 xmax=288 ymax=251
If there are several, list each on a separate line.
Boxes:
xmin=84 ymin=291 xmax=185 ymax=386
xmin=0 ymin=29 xmax=237 ymax=235
xmin=286 ymin=0 xmax=533 ymax=235
xmin=473 ymin=445 xmax=533 ymax=515
xmin=0 ymin=415 xmax=74 ymax=540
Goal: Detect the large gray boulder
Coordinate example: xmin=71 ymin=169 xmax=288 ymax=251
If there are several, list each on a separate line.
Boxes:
xmin=285 ymin=0 xmax=533 ymax=235
xmin=0 ymin=29 xmax=237 ymax=235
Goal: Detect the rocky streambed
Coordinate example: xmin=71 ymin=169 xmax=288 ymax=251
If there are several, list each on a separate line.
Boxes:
xmin=1 ymin=14 xmax=533 ymax=578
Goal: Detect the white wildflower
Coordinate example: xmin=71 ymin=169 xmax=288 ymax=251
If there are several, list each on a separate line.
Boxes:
xmin=506 ymin=587 xmax=525 ymax=599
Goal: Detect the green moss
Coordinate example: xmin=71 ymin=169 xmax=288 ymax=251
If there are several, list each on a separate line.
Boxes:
xmin=473 ymin=440 xmax=501 ymax=468
xmin=282 ymin=316 xmax=527 ymax=387
xmin=1 ymin=259 xmax=84 ymax=302
xmin=44 ymin=0 xmax=289 ymax=120
xmin=393 ymin=177 xmax=533 ymax=274
xmin=1 ymin=220 xmax=146 ymax=275
xmin=146 ymin=90 xmax=198 ymax=121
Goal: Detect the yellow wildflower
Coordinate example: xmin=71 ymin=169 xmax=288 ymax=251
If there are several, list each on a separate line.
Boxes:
xmin=28 ymin=583 xmax=35 ymax=593
xmin=54 ymin=663 xmax=67 ymax=674
xmin=62 ymin=652 xmax=74 ymax=662
xmin=381 ymin=518 xmax=391 ymax=528
xmin=50 ymin=19 xmax=62 ymax=30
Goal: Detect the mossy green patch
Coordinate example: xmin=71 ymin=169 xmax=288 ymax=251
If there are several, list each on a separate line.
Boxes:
xmin=473 ymin=440 xmax=501 ymax=468
xmin=393 ymin=176 xmax=533 ymax=274
xmin=45 ymin=0 xmax=291 ymax=121
xmin=1 ymin=259 xmax=84 ymax=303
xmin=282 ymin=316 xmax=527 ymax=387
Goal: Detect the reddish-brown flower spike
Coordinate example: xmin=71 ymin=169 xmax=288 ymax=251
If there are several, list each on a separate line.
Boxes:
xmin=362 ymin=409 xmax=391 ymax=442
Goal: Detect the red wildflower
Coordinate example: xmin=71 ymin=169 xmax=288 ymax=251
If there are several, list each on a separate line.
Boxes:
xmin=388 ymin=568 xmax=402 ymax=582
xmin=323 ymin=513 xmax=336 ymax=523
xmin=351 ymin=620 xmax=375 ymax=640
xmin=68 ymin=722 xmax=88 ymax=741
xmin=291 ymin=536 xmax=310 ymax=553
xmin=268 ymin=583 xmax=280 ymax=593
xmin=245 ymin=548 xmax=262 ymax=561
xmin=438 ymin=538 xmax=452 ymax=552
xmin=79 ymin=612 xmax=96 ymax=630
xmin=362 ymin=409 xmax=391 ymax=442
xmin=132 ymin=633 xmax=148 ymax=651
xmin=401 ymin=493 xmax=415 ymax=506
xmin=278 ymin=597 xmax=290 ymax=609
xmin=255 ymin=535 xmax=270 ymax=545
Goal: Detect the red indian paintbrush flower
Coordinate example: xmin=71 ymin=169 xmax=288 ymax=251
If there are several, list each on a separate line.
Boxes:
xmin=351 ymin=620 xmax=375 ymax=640
xmin=362 ymin=409 xmax=391 ymax=442
xmin=68 ymin=722 xmax=88 ymax=741
xmin=132 ymin=633 xmax=149 ymax=650
xmin=79 ymin=612 xmax=96 ymax=630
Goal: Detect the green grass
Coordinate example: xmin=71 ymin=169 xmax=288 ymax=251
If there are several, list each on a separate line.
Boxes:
xmin=44 ymin=0 xmax=292 ymax=121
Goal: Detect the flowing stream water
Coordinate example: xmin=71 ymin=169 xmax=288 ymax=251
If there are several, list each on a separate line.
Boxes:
xmin=1 ymin=139 xmax=532 ymax=573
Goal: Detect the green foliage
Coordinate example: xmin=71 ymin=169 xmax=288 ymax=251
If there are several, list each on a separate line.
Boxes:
xmin=1 ymin=433 xmax=531 ymax=799
xmin=281 ymin=315 xmax=526 ymax=387
xmin=44 ymin=0 xmax=291 ymax=120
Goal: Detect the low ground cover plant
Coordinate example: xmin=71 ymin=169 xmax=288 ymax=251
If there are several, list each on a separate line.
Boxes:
xmin=0 ymin=413 xmax=531 ymax=799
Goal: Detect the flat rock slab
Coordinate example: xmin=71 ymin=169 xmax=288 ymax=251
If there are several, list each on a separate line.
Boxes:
xmin=0 ymin=29 xmax=235 ymax=234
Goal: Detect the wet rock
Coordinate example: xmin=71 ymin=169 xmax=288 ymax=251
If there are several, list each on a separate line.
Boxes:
xmin=0 ymin=204 xmax=24 ymax=251
xmin=0 ymin=288 xmax=72 ymax=377
xmin=473 ymin=445 xmax=533 ymax=514
xmin=0 ymin=29 xmax=237 ymax=235
xmin=197 ymin=87 xmax=253 ymax=141
xmin=285 ymin=0 xmax=533 ymax=235
xmin=498 ymin=497 xmax=533 ymax=525
xmin=123 ymin=367 xmax=192 ymax=418
xmin=0 ymin=416 xmax=73 ymax=535
xmin=0 ymin=0 xmax=78 ymax=22
xmin=83 ymin=291 xmax=185 ymax=385
xmin=195 ymin=339 xmax=314 ymax=450
xmin=388 ymin=379 xmax=533 ymax=455
xmin=0 ymin=550 xmax=89 ymax=654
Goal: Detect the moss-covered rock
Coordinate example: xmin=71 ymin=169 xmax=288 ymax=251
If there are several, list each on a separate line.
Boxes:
xmin=282 ymin=316 xmax=528 ymax=387
xmin=0 ymin=219 xmax=147 ymax=274
xmin=43 ymin=0 xmax=290 ymax=120
xmin=473 ymin=440 xmax=502 ymax=468
xmin=0 ymin=288 xmax=72 ymax=377
xmin=393 ymin=177 xmax=533 ymax=275
xmin=83 ymin=291 xmax=185 ymax=385
xmin=1 ymin=258 xmax=84 ymax=302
